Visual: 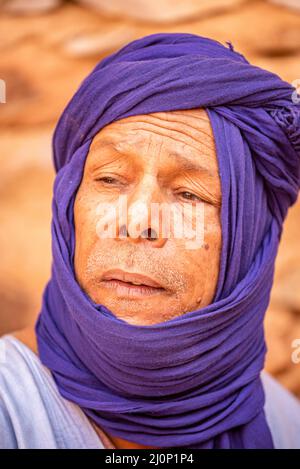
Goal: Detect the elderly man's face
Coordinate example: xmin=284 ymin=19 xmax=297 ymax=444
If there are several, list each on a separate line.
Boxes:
xmin=74 ymin=109 xmax=222 ymax=325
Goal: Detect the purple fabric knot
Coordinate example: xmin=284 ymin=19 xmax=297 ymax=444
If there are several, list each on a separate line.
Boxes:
xmin=271 ymin=105 xmax=300 ymax=155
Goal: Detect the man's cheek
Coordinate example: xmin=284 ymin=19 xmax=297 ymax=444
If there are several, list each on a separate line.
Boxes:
xmin=94 ymin=202 xmax=121 ymax=240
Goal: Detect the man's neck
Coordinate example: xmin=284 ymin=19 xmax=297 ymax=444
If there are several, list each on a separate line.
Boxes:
xmin=108 ymin=435 xmax=157 ymax=449
xmin=11 ymin=326 xmax=38 ymax=354
xmin=91 ymin=421 xmax=157 ymax=449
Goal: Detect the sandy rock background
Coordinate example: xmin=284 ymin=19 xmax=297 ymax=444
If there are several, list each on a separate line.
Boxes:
xmin=0 ymin=0 xmax=299 ymax=396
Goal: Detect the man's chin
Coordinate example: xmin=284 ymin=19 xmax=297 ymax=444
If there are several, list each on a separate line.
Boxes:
xmin=107 ymin=310 xmax=177 ymax=327
xmin=94 ymin=290 xmax=179 ymax=326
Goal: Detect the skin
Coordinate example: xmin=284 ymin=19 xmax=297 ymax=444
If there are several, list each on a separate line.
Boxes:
xmin=12 ymin=108 xmax=222 ymax=449
xmin=74 ymin=108 xmax=222 ymax=326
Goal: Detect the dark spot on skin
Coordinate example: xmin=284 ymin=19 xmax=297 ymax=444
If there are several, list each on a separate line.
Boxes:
xmin=204 ymin=243 xmax=209 ymax=250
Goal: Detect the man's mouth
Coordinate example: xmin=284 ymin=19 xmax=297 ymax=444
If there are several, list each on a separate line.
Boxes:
xmin=100 ymin=269 xmax=166 ymax=298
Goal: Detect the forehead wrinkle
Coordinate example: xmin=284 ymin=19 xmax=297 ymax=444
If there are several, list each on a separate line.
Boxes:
xmin=114 ymin=119 xmax=215 ymax=153
xmin=147 ymin=110 xmax=213 ymax=132
xmin=132 ymin=114 xmax=216 ymax=151
xmin=105 ymin=124 xmax=216 ymax=162
xmin=103 ymin=111 xmax=215 ymax=145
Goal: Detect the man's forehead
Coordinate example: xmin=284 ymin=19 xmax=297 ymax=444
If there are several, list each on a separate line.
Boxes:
xmin=94 ymin=108 xmax=213 ymax=137
xmin=91 ymin=109 xmax=215 ymax=156
xmin=88 ymin=110 xmax=219 ymax=179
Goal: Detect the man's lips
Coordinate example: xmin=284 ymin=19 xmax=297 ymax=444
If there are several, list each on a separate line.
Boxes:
xmin=101 ymin=269 xmax=163 ymax=288
xmin=100 ymin=269 xmax=166 ymax=298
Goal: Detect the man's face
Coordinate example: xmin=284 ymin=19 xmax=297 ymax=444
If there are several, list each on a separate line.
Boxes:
xmin=74 ymin=109 xmax=222 ymax=326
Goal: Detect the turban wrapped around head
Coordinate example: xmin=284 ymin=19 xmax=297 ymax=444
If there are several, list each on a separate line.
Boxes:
xmin=35 ymin=33 xmax=300 ymax=449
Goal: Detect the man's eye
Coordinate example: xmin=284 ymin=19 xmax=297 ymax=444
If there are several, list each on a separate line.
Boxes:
xmin=97 ymin=177 xmax=118 ymax=185
xmin=178 ymin=191 xmax=202 ymax=202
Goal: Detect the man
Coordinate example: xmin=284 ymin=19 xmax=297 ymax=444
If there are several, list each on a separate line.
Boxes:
xmin=0 ymin=32 xmax=300 ymax=449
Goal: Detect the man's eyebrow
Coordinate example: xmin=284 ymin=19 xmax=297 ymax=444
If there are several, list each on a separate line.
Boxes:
xmin=167 ymin=151 xmax=217 ymax=178
xmin=90 ymin=138 xmax=121 ymax=152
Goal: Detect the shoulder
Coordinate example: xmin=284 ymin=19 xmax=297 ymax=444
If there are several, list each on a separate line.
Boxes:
xmin=0 ymin=334 xmax=102 ymax=449
xmin=261 ymin=370 xmax=300 ymax=449
xmin=0 ymin=334 xmax=59 ymax=448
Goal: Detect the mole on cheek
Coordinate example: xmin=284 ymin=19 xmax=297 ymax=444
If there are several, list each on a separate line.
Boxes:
xmin=204 ymin=243 xmax=210 ymax=250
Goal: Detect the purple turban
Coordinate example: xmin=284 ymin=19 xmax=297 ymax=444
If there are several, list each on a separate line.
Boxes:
xmin=35 ymin=33 xmax=300 ymax=448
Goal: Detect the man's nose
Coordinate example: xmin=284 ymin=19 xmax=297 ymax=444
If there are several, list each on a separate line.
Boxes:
xmin=117 ymin=177 xmax=167 ymax=248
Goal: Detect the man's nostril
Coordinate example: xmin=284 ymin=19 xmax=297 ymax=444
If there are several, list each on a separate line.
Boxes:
xmin=119 ymin=224 xmax=158 ymax=241
xmin=141 ymin=228 xmax=157 ymax=240
xmin=119 ymin=225 xmax=128 ymax=237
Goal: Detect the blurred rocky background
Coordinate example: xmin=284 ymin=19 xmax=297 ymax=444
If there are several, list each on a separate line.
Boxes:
xmin=0 ymin=0 xmax=299 ymax=396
